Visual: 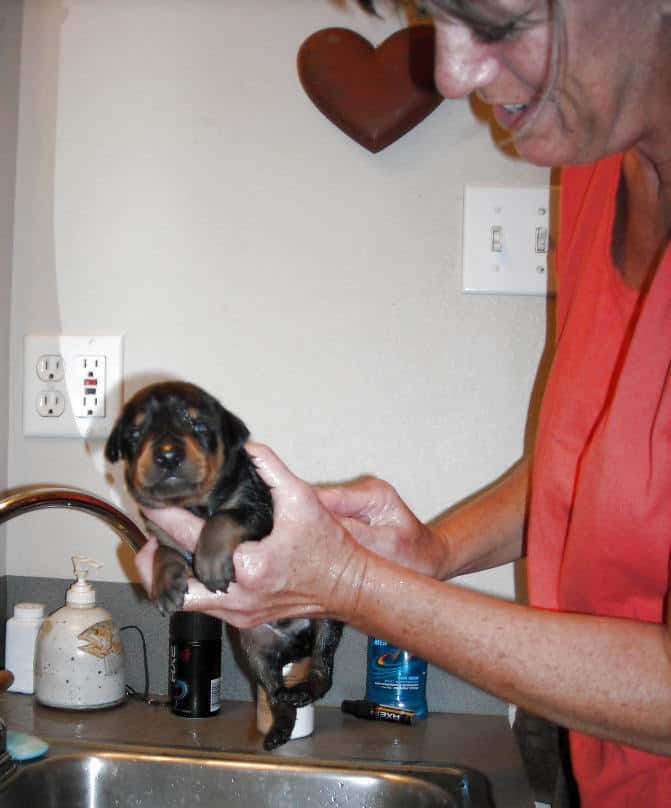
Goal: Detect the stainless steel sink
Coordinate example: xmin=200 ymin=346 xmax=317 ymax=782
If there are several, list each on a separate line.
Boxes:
xmin=0 ymin=744 xmax=492 ymax=807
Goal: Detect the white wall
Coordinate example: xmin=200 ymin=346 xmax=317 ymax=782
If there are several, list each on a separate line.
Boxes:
xmin=7 ymin=0 xmax=551 ymax=596
xmin=1 ymin=0 xmax=23 ymax=578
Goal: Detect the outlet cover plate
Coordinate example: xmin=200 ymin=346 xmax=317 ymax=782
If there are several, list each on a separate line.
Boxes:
xmin=23 ymin=335 xmax=123 ymax=439
xmin=462 ymin=185 xmax=556 ymax=296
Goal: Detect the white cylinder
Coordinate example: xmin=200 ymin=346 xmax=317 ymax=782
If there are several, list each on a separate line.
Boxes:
xmin=5 ymin=603 xmax=46 ymax=694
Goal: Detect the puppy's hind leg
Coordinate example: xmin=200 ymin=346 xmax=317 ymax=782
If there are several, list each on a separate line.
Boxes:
xmin=262 ymin=697 xmax=298 ymax=751
xmin=276 ymin=620 xmax=344 ymax=707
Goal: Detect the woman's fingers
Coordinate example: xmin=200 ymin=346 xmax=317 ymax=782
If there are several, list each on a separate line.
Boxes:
xmin=317 ymin=478 xmax=394 ymax=525
xmin=317 ymin=485 xmax=373 ymax=520
xmin=246 ymin=442 xmax=297 ymax=490
xmin=0 ymin=670 xmax=14 ymax=691
xmin=141 ymin=506 xmax=204 ymax=553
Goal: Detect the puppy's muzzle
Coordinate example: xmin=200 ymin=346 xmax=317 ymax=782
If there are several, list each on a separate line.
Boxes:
xmin=153 ymin=439 xmax=185 ymax=473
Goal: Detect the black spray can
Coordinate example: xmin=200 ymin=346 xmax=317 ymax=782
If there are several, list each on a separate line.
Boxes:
xmin=169 ymin=612 xmax=222 ymax=717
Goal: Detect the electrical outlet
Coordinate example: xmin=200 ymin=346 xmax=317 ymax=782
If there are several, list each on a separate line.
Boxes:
xmin=462 ymin=185 xmax=557 ymax=295
xmin=23 ymin=335 xmax=123 ymax=438
xmin=72 ymin=356 xmax=107 ymax=418
xmin=36 ymin=354 xmax=65 ymax=382
xmin=36 ymin=390 xmax=66 ymax=418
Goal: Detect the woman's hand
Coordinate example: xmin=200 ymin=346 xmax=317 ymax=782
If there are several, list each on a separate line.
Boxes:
xmin=317 ymin=478 xmax=448 ymax=579
xmin=134 ymin=443 xmax=369 ymax=627
xmin=0 ymin=670 xmax=14 ymax=691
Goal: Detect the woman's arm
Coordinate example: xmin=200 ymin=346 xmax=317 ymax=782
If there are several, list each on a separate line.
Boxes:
xmin=333 ymin=549 xmax=671 ymax=757
xmin=136 ymin=445 xmax=671 ymax=756
xmin=432 ymin=456 xmax=530 ymax=577
xmin=317 ymin=456 xmax=530 ymax=580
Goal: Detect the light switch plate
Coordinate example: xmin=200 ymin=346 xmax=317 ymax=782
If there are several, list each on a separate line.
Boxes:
xmin=462 ymin=185 xmax=556 ymax=296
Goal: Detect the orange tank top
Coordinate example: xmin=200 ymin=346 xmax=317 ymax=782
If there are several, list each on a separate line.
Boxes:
xmin=528 ymin=154 xmax=671 ymax=806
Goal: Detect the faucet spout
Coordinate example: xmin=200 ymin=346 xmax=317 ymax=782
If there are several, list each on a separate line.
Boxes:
xmin=0 ymin=485 xmax=148 ymax=553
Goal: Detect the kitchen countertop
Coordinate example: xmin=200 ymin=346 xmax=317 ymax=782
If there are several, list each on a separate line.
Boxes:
xmin=0 ymin=693 xmax=534 ymax=807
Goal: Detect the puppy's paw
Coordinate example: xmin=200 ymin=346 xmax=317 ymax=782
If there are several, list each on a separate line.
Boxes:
xmin=275 ymin=669 xmax=330 ymax=707
xmin=262 ymin=709 xmax=297 ymax=751
xmin=152 ymin=547 xmax=190 ymax=616
xmin=193 ymin=512 xmax=247 ymax=593
xmin=274 ymin=683 xmax=314 ymax=708
xmin=193 ymin=547 xmax=236 ymax=594
xmin=155 ymin=577 xmax=188 ymax=616
xmin=263 ymin=723 xmax=295 ymax=751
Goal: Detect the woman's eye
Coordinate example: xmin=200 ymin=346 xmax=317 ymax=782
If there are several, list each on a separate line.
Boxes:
xmin=472 ymin=20 xmax=521 ymax=44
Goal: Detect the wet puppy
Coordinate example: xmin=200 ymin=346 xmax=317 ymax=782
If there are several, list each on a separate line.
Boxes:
xmin=105 ymin=381 xmax=343 ymax=750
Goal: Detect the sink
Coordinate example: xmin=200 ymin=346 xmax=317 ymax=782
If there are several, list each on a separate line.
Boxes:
xmin=0 ymin=744 xmax=492 ymax=807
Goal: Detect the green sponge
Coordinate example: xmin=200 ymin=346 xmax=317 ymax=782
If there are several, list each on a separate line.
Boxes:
xmin=6 ymin=731 xmax=49 ymax=761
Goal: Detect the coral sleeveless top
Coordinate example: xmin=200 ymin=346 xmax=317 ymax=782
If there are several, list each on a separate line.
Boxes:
xmin=527 ymin=154 xmax=671 ymax=806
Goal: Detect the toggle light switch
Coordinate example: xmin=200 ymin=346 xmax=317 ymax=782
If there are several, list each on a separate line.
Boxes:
xmin=462 ymin=185 xmax=556 ymax=295
xmin=490 ymin=225 xmax=503 ymax=253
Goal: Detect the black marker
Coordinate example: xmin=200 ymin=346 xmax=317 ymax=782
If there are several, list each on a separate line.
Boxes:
xmin=341 ymin=699 xmax=416 ymax=725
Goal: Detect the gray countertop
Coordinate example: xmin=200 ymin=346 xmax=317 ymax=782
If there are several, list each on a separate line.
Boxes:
xmin=0 ymin=693 xmax=534 ymax=807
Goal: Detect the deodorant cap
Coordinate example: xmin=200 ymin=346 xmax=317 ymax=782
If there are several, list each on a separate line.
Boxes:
xmin=170 ymin=612 xmax=222 ymax=642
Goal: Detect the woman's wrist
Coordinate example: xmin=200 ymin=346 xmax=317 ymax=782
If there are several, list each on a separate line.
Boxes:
xmin=323 ymin=527 xmax=371 ymax=622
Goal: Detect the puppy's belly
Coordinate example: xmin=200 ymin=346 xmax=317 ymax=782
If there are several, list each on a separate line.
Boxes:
xmin=246 ymin=618 xmax=312 ymax=651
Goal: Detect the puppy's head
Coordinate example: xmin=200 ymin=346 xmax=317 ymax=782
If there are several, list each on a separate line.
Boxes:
xmin=105 ymin=381 xmax=249 ymax=509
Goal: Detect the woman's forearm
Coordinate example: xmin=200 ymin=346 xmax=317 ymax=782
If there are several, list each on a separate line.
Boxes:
xmin=432 ymin=457 xmax=530 ymax=579
xmin=335 ymin=551 xmax=671 ymax=756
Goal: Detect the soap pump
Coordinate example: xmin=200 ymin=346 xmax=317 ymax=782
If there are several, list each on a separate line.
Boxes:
xmin=34 ymin=556 xmax=125 ymax=710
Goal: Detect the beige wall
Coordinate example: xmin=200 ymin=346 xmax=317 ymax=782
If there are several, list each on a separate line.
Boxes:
xmin=1 ymin=0 xmax=23 ymax=577
xmin=7 ymin=0 xmax=552 ymax=597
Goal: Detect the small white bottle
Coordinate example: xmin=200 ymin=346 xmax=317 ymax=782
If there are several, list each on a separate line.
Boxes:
xmin=5 ymin=602 xmax=46 ymax=694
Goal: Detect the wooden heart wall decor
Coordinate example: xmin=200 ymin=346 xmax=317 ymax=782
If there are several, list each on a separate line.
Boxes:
xmin=297 ymin=25 xmax=443 ymax=154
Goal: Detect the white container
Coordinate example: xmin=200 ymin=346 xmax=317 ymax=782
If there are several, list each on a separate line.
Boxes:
xmin=34 ymin=557 xmax=125 ymax=710
xmin=5 ymin=602 xmax=46 ymax=694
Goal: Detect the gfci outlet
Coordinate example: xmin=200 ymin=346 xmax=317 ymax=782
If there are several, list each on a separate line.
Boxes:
xmin=462 ymin=185 xmax=558 ymax=295
xmin=23 ymin=335 xmax=123 ymax=439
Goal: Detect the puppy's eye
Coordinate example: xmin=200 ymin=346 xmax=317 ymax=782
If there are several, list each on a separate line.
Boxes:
xmin=127 ymin=427 xmax=143 ymax=442
xmin=193 ymin=422 xmax=210 ymax=436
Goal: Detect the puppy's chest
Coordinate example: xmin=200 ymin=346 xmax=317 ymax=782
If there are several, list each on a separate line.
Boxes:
xmin=243 ymin=618 xmax=314 ymax=654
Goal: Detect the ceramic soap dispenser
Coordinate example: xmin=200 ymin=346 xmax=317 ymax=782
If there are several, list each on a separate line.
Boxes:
xmin=34 ymin=556 xmax=125 ymax=709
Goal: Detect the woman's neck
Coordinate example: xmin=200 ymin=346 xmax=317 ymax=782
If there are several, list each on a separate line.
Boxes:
xmin=611 ymin=148 xmax=671 ymax=291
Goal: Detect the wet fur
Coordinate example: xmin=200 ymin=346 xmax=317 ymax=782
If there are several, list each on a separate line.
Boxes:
xmin=105 ymin=381 xmax=343 ymax=750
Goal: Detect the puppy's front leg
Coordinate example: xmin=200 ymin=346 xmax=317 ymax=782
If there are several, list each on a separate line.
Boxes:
xmin=153 ymin=545 xmax=192 ymax=616
xmin=193 ymin=512 xmax=247 ymax=593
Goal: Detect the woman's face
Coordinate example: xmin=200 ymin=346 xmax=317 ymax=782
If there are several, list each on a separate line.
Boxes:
xmin=429 ymin=0 xmax=668 ymax=166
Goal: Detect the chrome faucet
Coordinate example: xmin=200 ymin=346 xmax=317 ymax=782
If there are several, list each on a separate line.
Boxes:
xmin=0 ymin=485 xmax=148 ymax=775
xmin=0 ymin=485 xmax=148 ymax=553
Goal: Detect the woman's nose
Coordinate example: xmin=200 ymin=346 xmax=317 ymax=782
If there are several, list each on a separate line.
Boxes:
xmin=433 ymin=21 xmax=501 ymax=99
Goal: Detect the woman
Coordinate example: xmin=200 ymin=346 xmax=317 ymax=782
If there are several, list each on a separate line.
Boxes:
xmin=136 ymin=1 xmax=671 ymax=804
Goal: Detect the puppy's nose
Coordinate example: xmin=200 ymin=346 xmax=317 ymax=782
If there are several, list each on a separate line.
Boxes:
xmin=154 ymin=440 xmax=184 ymax=471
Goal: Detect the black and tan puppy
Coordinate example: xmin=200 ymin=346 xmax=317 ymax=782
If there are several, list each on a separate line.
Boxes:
xmin=105 ymin=381 xmax=343 ymax=750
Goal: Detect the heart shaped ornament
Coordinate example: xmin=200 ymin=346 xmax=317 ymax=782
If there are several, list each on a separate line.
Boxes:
xmin=297 ymin=26 xmax=443 ymax=154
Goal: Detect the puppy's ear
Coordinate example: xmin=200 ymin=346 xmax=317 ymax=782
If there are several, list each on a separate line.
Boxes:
xmin=219 ymin=405 xmax=250 ymax=455
xmin=105 ymin=419 xmax=124 ymax=463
